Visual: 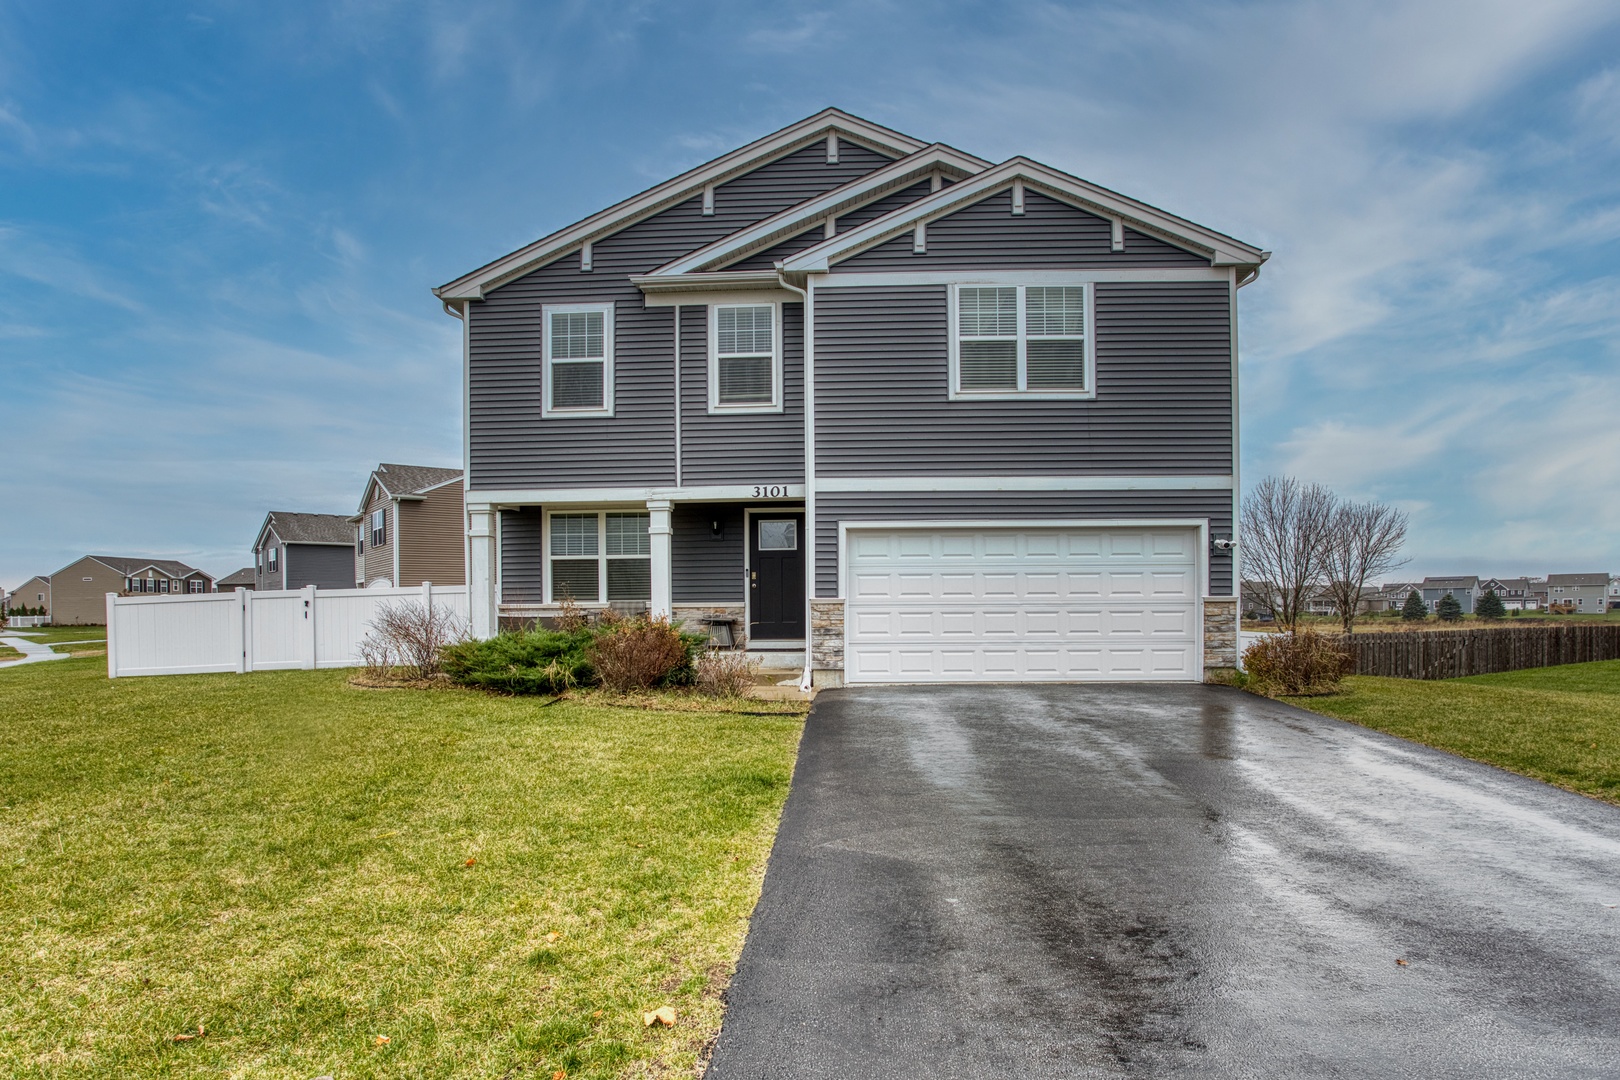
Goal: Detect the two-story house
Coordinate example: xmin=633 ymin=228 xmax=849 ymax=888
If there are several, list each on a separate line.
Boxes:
xmin=1479 ymin=577 xmax=1538 ymax=610
xmin=252 ymin=512 xmax=359 ymax=590
xmin=50 ymin=555 xmax=215 ymax=625
xmin=351 ymin=463 xmax=466 ymax=589
xmin=7 ymin=574 xmax=51 ymax=615
xmin=435 ymin=109 xmax=1267 ymax=685
xmin=1421 ymin=576 xmax=1479 ymax=615
xmin=1547 ymin=572 xmax=1609 ymax=613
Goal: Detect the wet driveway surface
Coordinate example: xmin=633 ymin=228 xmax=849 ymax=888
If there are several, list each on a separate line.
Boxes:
xmin=706 ymin=684 xmax=1620 ymax=1078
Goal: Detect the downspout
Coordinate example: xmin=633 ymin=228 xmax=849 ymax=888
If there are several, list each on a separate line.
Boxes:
xmin=776 ymin=266 xmax=813 ymax=693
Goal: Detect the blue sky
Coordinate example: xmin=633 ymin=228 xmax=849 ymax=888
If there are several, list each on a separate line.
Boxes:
xmin=3 ymin=0 xmax=1619 ymax=586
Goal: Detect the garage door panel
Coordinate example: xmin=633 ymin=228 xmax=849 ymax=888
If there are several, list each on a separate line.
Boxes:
xmin=846 ymin=525 xmax=1200 ymax=684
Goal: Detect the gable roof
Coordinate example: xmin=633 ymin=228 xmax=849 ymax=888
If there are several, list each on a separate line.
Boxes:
xmin=779 ymin=156 xmax=1269 ymax=275
xmin=434 ymin=109 xmax=929 ymax=303
xmin=367 ymin=463 xmax=463 ymax=502
xmin=639 ymin=143 xmax=991 ymax=282
xmin=75 ymin=555 xmax=211 ymax=580
xmin=1547 ymin=572 xmax=1609 ymax=587
xmin=218 ymin=567 xmax=257 ymax=587
xmin=1421 ymin=576 xmax=1479 ymax=590
xmin=255 ymin=511 xmax=357 ymax=550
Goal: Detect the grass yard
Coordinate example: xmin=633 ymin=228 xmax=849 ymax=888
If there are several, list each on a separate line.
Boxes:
xmin=1 ymin=626 xmax=107 ymax=644
xmin=0 ymin=644 xmax=22 ymax=662
xmin=1286 ymin=660 xmax=1620 ymax=804
xmin=0 ymin=657 xmax=805 ymax=1079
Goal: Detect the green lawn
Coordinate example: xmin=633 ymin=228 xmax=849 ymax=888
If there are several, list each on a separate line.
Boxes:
xmin=1286 ymin=660 xmax=1620 ymax=804
xmin=0 ymin=657 xmax=804 ymax=1078
xmin=2 ymin=626 xmax=107 ymax=646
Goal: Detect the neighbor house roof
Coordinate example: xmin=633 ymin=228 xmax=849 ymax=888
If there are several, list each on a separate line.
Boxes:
xmin=1547 ymin=573 xmax=1609 ymax=587
xmin=218 ymin=567 xmax=257 ymax=587
xmin=434 ymin=108 xmax=930 ymax=302
xmin=256 ymin=511 xmax=357 ymax=550
xmin=77 ymin=556 xmax=211 ymax=580
xmin=1422 ymin=576 xmax=1479 ymax=590
xmin=371 ymin=463 xmax=463 ymax=499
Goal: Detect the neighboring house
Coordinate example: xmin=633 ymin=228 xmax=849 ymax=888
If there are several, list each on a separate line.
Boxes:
xmin=1240 ymin=580 xmax=1278 ymax=620
xmin=351 ymin=463 xmax=466 ymax=589
xmin=216 ymin=567 xmax=257 ymax=592
xmin=1546 ymin=572 xmax=1609 ymax=613
xmin=435 ymin=108 xmax=1267 ymax=684
xmin=50 ymin=556 xmax=214 ymax=625
xmin=1420 ymin=576 xmax=1480 ymax=615
xmin=253 ymin=511 xmax=359 ymax=591
xmin=1528 ymin=578 xmax=1549 ymax=609
xmin=7 ymin=574 xmax=51 ymax=614
xmin=1375 ymin=582 xmax=1422 ymax=611
xmin=1480 ymin=577 xmax=1538 ymax=610
xmin=1610 ymin=575 xmax=1620 ymax=611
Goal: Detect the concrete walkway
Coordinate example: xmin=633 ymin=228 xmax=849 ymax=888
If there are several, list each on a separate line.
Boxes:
xmin=0 ymin=633 xmax=72 ymax=667
xmin=707 ymin=684 xmax=1620 ymax=1079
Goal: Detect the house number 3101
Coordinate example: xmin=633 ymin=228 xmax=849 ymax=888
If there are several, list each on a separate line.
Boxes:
xmin=752 ymin=485 xmax=789 ymax=498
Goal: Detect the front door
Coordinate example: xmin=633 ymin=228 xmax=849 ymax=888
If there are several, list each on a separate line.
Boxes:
xmin=749 ymin=513 xmax=806 ymax=642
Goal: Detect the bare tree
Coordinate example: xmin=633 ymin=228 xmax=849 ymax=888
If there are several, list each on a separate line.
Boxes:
xmin=1240 ymin=475 xmax=1337 ymax=631
xmin=1320 ymin=500 xmax=1409 ymax=633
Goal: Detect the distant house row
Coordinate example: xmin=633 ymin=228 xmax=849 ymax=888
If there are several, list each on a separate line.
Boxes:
xmin=5 ymin=462 xmax=465 ymax=625
xmin=1247 ymin=573 xmax=1619 ymax=619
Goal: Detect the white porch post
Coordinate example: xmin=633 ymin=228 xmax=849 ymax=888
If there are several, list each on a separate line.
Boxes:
xmin=647 ymin=499 xmax=673 ymax=619
xmin=467 ymin=504 xmax=498 ymax=639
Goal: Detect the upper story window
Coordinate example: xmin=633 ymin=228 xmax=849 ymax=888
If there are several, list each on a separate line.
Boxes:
xmin=370 ymin=508 xmax=387 ymax=548
xmin=709 ymin=303 xmax=782 ymax=413
xmin=267 ymin=547 xmax=278 ymax=573
xmin=543 ymin=303 xmax=615 ymax=418
xmin=546 ymin=510 xmax=651 ymax=603
xmin=949 ymin=284 xmax=1094 ymax=400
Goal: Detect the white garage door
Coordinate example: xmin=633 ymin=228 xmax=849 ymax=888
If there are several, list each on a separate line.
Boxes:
xmin=845 ymin=525 xmax=1201 ymax=684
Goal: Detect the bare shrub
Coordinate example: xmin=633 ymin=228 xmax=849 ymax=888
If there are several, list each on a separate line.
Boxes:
xmin=360 ymin=601 xmax=470 ymax=680
xmin=1243 ymin=630 xmax=1353 ymax=697
xmin=356 ymin=634 xmax=396 ymax=682
xmin=587 ymin=616 xmax=690 ymax=692
xmin=552 ymin=593 xmax=588 ymax=632
xmin=694 ymin=650 xmax=757 ymax=699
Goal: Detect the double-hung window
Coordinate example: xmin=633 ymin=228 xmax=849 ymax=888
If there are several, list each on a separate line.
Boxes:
xmin=547 ymin=511 xmax=651 ymax=603
xmin=709 ymin=303 xmax=781 ymax=412
xmin=370 ymin=508 xmax=387 ymax=548
xmin=188 ymin=579 xmax=205 ymax=593
xmin=267 ymin=547 xmax=278 ymax=573
xmin=950 ymin=283 xmax=1093 ymax=399
xmin=543 ymin=303 xmax=615 ymax=417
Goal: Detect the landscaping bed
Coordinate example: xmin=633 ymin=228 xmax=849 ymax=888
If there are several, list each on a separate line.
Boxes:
xmin=1285 ymin=659 xmax=1620 ymax=805
xmin=0 ymin=656 xmax=805 ymax=1078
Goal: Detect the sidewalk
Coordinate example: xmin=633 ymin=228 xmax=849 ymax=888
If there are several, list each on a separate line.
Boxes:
xmin=0 ymin=633 xmax=71 ymax=668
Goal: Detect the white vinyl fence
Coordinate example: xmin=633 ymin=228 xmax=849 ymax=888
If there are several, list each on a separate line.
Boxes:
xmin=4 ymin=615 xmax=48 ymax=628
xmin=106 ymin=584 xmax=469 ymax=678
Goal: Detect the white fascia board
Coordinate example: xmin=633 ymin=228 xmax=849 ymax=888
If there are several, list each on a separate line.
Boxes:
xmin=646 ymin=144 xmax=992 ymax=277
xmin=251 ymin=514 xmax=277 ymax=554
xmin=433 ymin=109 xmax=928 ymax=302
xmin=815 ymin=475 xmax=1235 ymax=493
xmin=781 ymin=158 xmax=1269 ymax=274
xmin=465 ymin=483 xmax=807 ymax=508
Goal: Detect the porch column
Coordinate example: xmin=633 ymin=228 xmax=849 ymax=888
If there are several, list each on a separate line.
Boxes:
xmin=467 ymin=504 xmax=498 ymax=639
xmin=647 ymin=499 xmax=673 ymax=619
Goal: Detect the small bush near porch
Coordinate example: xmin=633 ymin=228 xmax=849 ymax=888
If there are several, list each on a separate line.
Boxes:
xmin=0 ymin=657 xmax=803 ymax=1078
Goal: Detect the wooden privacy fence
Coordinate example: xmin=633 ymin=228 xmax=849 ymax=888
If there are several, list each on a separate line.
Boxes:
xmin=1325 ymin=624 xmax=1620 ymax=680
xmin=106 ymin=584 xmax=469 ymax=678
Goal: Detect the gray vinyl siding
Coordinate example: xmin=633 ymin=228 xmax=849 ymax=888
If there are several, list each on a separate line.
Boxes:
xmin=285 ymin=543 xmax=358 ymax=590
xmin=836 ymin=189 xmax=1210 ymax=270
xmin=673 ymin=504 xmax=745 ymax=602
xmin=813 ymin=282 xmax=1232 ymax=476
xmin=815 ymin=491 xmax=1234 ymax=598
xmin=500 ymin=506 xmax=544 ymax=603
xmin=678 ymin=303 xmax=805 ymax=485
xmin=723 ymin=179 xmax=934 ymax=271
xmin=468 ymin=140 xmax=894 ymax=492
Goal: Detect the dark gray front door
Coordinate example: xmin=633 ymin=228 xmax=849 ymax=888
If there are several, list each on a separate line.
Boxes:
xmin=749 ymin=513 xmax=805 ymax=641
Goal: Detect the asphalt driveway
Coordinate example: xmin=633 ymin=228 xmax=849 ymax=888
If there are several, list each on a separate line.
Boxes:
xmin=706 ymin=684 xmax=1620 ymax=1079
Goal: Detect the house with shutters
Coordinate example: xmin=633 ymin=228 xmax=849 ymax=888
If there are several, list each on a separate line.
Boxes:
xmin=49 ymin=555 xmax=214 ymax=625
xmin=435 ymin=109 xmax=1267 ymax=685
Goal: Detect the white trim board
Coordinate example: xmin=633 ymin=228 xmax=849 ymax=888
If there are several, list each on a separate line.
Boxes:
xmin=640 ymin=288 xmax=794 ymax=308
xmin=815 ymin=475 xmax=1234 ymax=493
xmin=815 ymin=267 xmax=1234 ymax=287
xmin=467 ymin=483 xmax=807 ymax=509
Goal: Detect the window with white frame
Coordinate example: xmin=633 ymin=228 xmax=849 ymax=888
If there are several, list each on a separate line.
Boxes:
xmin=548 ymin=511 xmax=650 ymax=603
xmin=951 ymin=284 xmax=1091 ymax=397
xmin=370 ymin=508 xmax=387 ymax=548
xmin=544 ymin=303 xmax=614 ymax=416
xmin=267 ymin=547 xmax=278 ymax=573
xmin=710 ymin=303 xmax=781 ymax=411
xmin=188 ymin=579 xmax=205 ymax=593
